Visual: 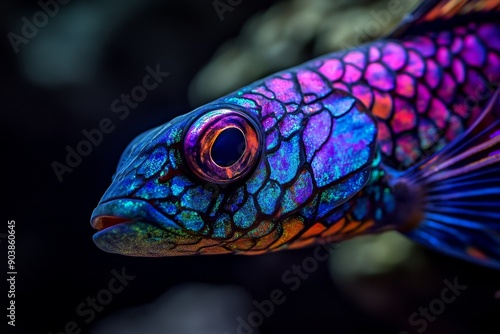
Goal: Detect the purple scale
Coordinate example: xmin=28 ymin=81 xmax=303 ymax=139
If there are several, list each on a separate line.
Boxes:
xmin=395 ymin=73 xmax=415 ymax=98
xmin=429 ymin=98 xmax=449 ymax=129
xmin=369 ymin=46 xmax=381 ymax=62
xmin=416 ymin=84 xmax=431 ymax=114
xmin=436 ymin=31 xmax=452 ymax=46
xmin=436 ymin=47 xmax=451 ymax=67
xmin=404 ymin=36 xmax=436 ymax=57
xmin=318 ymin=59 xmax=344 ymax=82
xmin=404 ymin=50 xmax=425 ymax=77
xmin=251 ymin=85 xmax=274 ymax=99
xmin=478 ymin=24 xmax=500 ymax=52
xmin=311 ymin=114 xmax=374 ymax=186
xmin=244 ymin=94 xmax=285 ymax=120
xmin=424 ymin=59 xmax=441 ymax=89
xmin=365 ymin=63 xmax=395 ymax=91
xmin=461 ymin=34 xmax=486 ymax=67
xmin=281 ymin=73 xmax=293 ymax=79
xmin=381 ymin=42 xmax=406 ymax=71
xmin=286 ymin=104 xmax=298 ymax=113
xmin=463 ymin=69 xmax=485 ymax=98
xmin=301 ymin=102 xmax=323 ymax=115
xmin=284 ymin=170 xmax=313 ymax=210
xmin=297 ymin=69 xmax=331 ymax=102
xmin=418 ymin=118 xmax=439 ymax=149
xmin=263 ymin=116 xmax=277 ymax=132
xmin=243 ymin=93 xmax=269 ymax=114
xmin=451 ymin=58 xmax=466 ymax=83
xmin=485 ymin=52 xmax=500 ymax=83
xmin=279 ymin=113 xmax=304 ymax=139
xmin=266 ymin=129 xmax=280 ymax=151
xmin=343 ymin=50 xmax=366 ymax=68
xmin=377 ymin=122 xmax=393 ymax=156
xmin=322 ymin=92 xmax=356 ymax=118
xmin=302 ymin=111 xmax=331 ymax=162
xmin=445 ymin=115 xmax=463 ymax=142
xmin=332 ymin=82 xmax=350 ymax=93
xmin=437 ymin=72 xmax=456 ymax=104
xmin=450 ymin=36 xmax=463 ymax=54
xmin=395 ymin=134 xmax=420 ymax=165
xmin=266 ymin=77 xmax=302 ymax=104
xmin=343 ymin=64 xmax=363 ymax=84
xmin=351 ymin=84 xmax=373 ymax=109
xmin=469 ymin=104 xmax=483 ymax=123
xmin=391 ymin=98 xmax=416 ymax=133
xmin=452 ymin=97 xmax=470 ymax=118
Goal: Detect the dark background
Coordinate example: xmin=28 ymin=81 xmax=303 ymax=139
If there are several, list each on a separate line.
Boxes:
xmin=2 ymin=1 xmax=499 ymax=333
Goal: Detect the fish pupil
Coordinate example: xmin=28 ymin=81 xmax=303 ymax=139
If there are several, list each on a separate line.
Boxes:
xmin=211 ymin=128 xmax=246 ymax=167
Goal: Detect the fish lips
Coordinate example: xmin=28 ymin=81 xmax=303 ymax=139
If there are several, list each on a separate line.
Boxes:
xmin=90 ymin=199 xmax=187 ymax=256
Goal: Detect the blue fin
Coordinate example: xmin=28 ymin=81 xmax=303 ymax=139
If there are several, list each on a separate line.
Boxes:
xmin=400 ymin=89 xmax=500 ymax=269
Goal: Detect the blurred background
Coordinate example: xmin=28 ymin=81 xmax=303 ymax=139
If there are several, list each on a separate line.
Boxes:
xmin=3 ymin=0 xmax=499 ymax=333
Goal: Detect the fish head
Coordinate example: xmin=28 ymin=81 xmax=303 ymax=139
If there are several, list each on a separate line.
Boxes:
xmin=91 ymin=77 xmax=378 ymax=256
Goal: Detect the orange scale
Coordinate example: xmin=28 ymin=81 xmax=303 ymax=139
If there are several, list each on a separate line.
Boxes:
xmin=199 ymin=246 xmax=233 ymax=255
xmin=227 ymin=237 xmax=256 ymax=251
xmin=245 ymin=220 xmax=275 ymax=238
xmin=372 ymin=91 xmax=393 ymax=120
xmin=270 ymin=217 xmax=305 ymax=249
xmin=321 ymin=218 xmax=346 ymax=237
xmin=346 ymin=220 xmax=374 ymax=236
xmin=300 ymin=222 xmax=327 ymax=239
xmin=252 ymin=228 xmax=281 ymax=250
xmin=341 ymin=220 xmax=362 ymax=233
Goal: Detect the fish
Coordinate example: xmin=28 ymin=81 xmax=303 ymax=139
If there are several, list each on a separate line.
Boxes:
xmin=90 ymin=0 xmax=500 ymax=269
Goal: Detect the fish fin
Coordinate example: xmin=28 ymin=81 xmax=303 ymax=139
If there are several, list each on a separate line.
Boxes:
xmin=387 ymin=0 xmax=500 ymax=38
xmin=399 ymin=89 xmax=500 ymax=269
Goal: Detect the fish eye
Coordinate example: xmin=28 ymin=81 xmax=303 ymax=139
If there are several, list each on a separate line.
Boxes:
xmin=183 ymin=109 xmax=262 ymax=184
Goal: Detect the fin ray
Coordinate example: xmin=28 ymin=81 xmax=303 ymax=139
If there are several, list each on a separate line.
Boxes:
xmin=401 ymin=90 xmax=500 ymax=268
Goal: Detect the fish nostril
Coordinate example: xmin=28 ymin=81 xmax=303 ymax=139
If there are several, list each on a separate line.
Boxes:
xmin=92 ymin=216 xmax=131 ymax=231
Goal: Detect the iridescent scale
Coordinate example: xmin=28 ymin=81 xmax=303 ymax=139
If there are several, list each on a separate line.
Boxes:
xmin=214 ymin=22 xmax=500 ymax=250
xmin=312 ymin=22 xmax=500 ymax=167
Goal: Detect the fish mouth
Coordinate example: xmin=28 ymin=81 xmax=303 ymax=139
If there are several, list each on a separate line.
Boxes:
xmin=92 ymin=215 xmax=134 ymax=231
xmin=90 ymin=199 xmax=192 ymax=257
xmin=90 ymin=199 xmax=233 ymax=257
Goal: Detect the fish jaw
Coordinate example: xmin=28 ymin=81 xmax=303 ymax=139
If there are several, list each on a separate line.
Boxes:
xmin=91 ymin=199 xmax=201 ymax=256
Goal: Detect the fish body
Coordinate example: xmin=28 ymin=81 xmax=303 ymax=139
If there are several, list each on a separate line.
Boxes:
xmin=91 ymin=0 xmax=500 ymax=268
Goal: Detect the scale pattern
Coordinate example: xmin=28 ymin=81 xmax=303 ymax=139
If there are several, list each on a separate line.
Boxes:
xmin=91 ymin=18 xmax=500 ymax=256
xmin=311 ymin=22 xmax=500 ymax=167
